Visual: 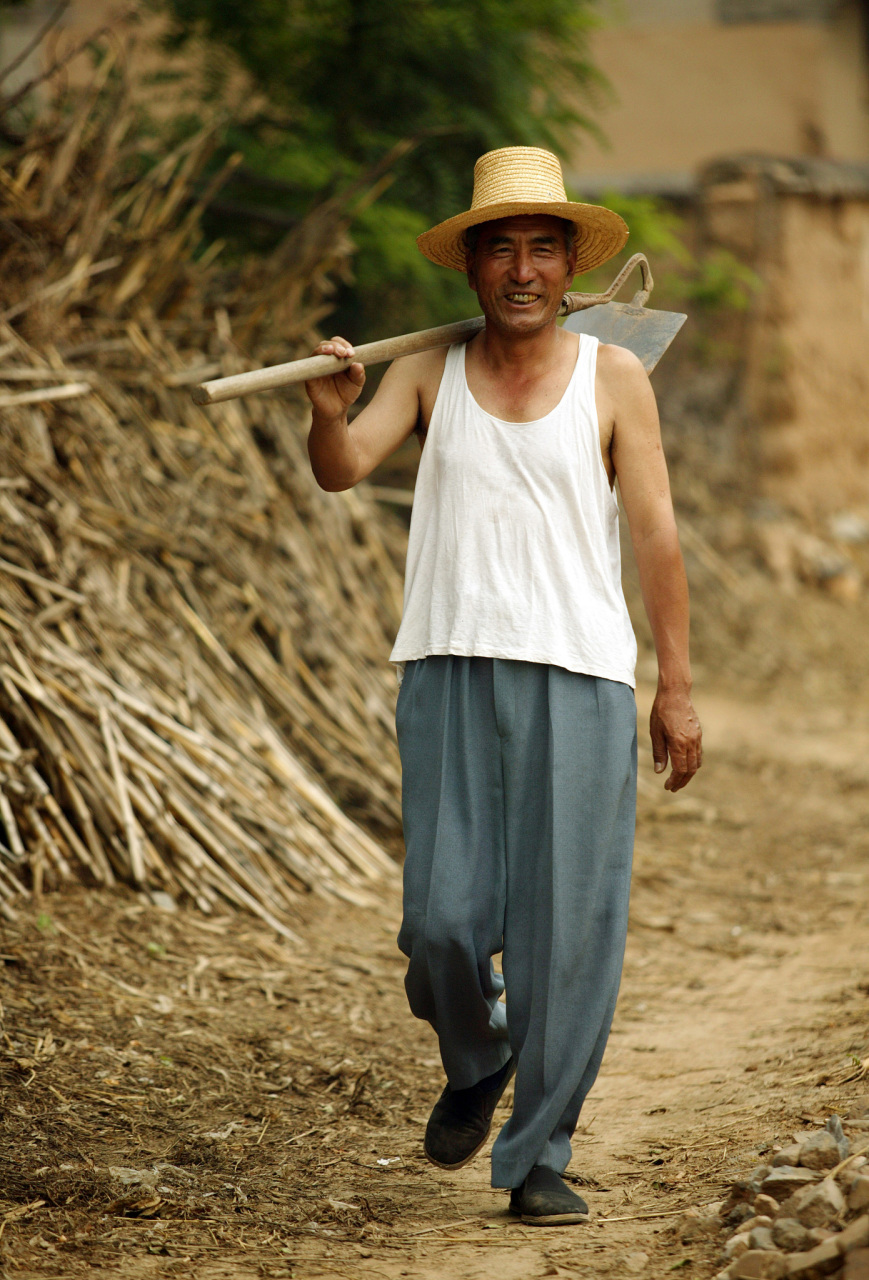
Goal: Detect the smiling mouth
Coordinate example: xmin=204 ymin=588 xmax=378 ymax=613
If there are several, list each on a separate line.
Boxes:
xmin=504 ymin=293 xmax=540 ymax=304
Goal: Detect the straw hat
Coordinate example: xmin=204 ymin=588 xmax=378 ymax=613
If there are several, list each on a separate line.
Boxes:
xmin=417 ymin=146 xmax=628 ymax=274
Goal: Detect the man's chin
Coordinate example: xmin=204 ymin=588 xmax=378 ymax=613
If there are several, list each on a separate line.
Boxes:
xmin=488 ymin=306 xmax=556 ymax=335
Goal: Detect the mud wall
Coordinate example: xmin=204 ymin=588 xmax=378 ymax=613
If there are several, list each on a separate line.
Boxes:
xmin=569 ymin=3 xmax=869 ymax=191
xmin=753 ymin=195 xmax=869 ymax=514
xmin=701 ymin=175 xmax=869 ymax=516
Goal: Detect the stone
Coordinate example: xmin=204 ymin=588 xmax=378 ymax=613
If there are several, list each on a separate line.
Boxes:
xmin=676 ymin=1207 xmax=702 ymax=1238
xmin=777 ymin=1195 xmax=800 ymax=1220
xmin=750 ymin=1165 xmax=774 ymax=1191
xmin=756 ymin=1195 xmax=782 ymax=1217
xmin=727 ymin=1250 xmax=789 ymax=1278
xmin=785 ymin=1235 xmax=843 ymax=1275
xmin=677 ymin=1206 xmax=722 ymax=1242
xmin=774 ymin=1146 xmax=805 ymax=1168
xmin=788 ymin=1178 xmax=846 ymax=1229
xmin=749 ymin=1227 xmax=777 ymax=1251
xmin=808 ymin=1227 xmax=838 ymax=1245
xmin=623 ymin=1252 xmax=649 ymax=1274
xmin=826 ymin=1115 xmax=850 ymax=1160
xmin=843 ymin=1248 xmax=869 ymax=1280
xmin=838 ymin=1217 xmax=869 ymax=1253
xmin=799 ymin=1132 xmax=841 ymax=1172
xmin=772 ymin=1219 xmax=813 ymax=1252
xmin=722 ymin=1182 xmax=758 ymax=1218
xmin=837 ymin=1167 xmax=862 ymax=1192
xmin=722 ymin=1189 xmax=762 ymax=1228
xmin=741 ymin=1217 xmax=775 ymax=1234
xmin=762 ymin=1168 xmax=821 ymax=1202
xmin=724 ymin=1233 xmax=751 ymax=1261
xmin=729 ymin=1202 xmax=760 ymax=1228
xmin=849 ymin=1178 xmax=869 ymax=1213
xmin=846 ymin=1098 xmax=869 ymax=1120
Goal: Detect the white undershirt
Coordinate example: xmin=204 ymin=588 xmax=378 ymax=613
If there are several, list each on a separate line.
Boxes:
xmin=389 ymin=335 xmax=637 ymax=688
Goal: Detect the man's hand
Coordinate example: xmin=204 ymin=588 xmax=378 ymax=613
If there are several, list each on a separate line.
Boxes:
xmin=650 ymin=686 xmax=702 ymax=792
xmin=304 ymin=338 xmax=428 ymax=492
xmin=305 ymin=336 xmax=366 ymax=424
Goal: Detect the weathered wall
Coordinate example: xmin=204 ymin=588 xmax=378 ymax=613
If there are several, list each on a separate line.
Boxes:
xmin=750 ymin=194 xmax=869 ymax=514
xmin=569 ymin=3 xmax=869 ymax=192
xmin=702 ymin=173 xmax=869 ymax=515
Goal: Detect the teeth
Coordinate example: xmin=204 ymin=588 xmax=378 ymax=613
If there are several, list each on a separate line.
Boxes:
xmin=507 ymin=294 xmax=537 ymax=303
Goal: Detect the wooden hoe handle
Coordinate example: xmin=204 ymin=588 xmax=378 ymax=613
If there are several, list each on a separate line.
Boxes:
xmin=192 ymin=253 xmax=653 ymax=406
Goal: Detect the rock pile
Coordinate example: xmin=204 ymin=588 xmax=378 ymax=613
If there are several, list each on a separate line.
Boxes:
xmin=678 ymin=1106 xmax=869 ymax=1280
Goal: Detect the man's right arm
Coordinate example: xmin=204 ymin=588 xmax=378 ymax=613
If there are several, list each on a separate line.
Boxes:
xmin=305 ymin=335 xmax=425 ymax=491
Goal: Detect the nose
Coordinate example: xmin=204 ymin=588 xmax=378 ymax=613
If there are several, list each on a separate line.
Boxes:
xmin=510 ymin=247 xmax=536 ymax=284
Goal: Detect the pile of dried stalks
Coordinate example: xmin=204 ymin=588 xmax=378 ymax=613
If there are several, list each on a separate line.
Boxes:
xmin=0 ymin=49 xmax=406 ymax=931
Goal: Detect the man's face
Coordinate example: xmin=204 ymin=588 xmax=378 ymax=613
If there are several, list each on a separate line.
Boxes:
xmin=465 ymin=215 xmax=577 ymax=337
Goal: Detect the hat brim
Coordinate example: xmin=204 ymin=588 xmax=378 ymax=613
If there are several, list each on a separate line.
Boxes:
xmin=416 ymin=200 xmax=629 ymax=274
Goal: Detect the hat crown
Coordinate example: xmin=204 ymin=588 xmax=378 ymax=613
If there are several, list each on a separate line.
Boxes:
xmin=470 ymin=147 xmax=569 ymax=212
xmin=415 ymin=144 xmax=628 ymax=274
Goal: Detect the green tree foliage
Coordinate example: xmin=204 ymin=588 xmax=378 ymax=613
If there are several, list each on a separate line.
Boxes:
xmin=578 ymin=191 xmax=761 ymax=319
xmin=158 ymin=0 xmax=604 ymax=335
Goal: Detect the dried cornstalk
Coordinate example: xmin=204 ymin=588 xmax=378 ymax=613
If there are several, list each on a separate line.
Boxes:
xmin=0 ymin=42 xmax=408 ymax=929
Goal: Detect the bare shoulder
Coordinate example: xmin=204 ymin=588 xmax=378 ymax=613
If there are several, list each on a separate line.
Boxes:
xmin=391 ymin=345 xmax=450 ymax=428
xmin=596 ymin=341 xmax=648 ymax=387
xmin=390 ymin=345 xmax=449 ymax=390
xmin=596 ymin=343 xmax=657 ymax=429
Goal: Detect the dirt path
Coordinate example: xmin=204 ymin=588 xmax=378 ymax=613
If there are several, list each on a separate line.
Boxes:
xmin=1 ymin=687 xmax=868 ymax=1280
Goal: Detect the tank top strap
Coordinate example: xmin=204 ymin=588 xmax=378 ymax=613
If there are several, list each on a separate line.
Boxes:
xmin=570 ymin=333 xmax=599 ymax=419
xmin=565 ymin=333 xmax=605 ymax=473
xmin=427 ymin=342 xmax=469 ymax=443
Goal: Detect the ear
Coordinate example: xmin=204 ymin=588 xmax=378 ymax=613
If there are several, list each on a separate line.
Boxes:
xmin=466 ymin=254 xmax=478 ymax=293
xmin=565 ymin=246 xmax=578 ymax=285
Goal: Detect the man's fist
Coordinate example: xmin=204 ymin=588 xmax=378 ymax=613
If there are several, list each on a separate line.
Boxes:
xmin=304 ymin=336 xmax=366 ymax=422
xmin=650 ymin=686 xmax=702 ymax=792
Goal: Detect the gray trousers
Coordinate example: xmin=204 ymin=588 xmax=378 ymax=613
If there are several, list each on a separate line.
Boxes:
xmin=396 ymin=656 xmax=637 ymax=1189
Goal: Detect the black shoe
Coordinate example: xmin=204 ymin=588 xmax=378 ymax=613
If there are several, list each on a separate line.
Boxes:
xmin=423 ymin=1058 xmax=515 ymax=1170
xmin=509 ymin=1166 xmax=590 ymax=1225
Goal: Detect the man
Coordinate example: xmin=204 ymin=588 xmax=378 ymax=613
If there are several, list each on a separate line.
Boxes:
xmin=304 ymin=147 xmax=702 ymax=1225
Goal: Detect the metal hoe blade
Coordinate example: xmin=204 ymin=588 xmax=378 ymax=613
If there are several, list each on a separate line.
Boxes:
xmin=563 ymin=300 xmax=686 ymax=373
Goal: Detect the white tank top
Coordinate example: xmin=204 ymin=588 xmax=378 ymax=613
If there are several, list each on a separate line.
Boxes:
xmin=389 ymin=335 xmax=637 ymax=688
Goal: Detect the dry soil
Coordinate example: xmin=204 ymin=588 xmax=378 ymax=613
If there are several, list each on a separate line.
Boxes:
xmin=1 ymin=684 xmax=868 ymax=1280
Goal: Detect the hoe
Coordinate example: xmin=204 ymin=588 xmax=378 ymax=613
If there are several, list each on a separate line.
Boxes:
xmin=192 ymin=253 xmax=684 ymax=407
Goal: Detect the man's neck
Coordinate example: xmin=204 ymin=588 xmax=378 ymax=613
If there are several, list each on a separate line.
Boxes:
xmin=474 ymin=318 xmax=566 ymax=377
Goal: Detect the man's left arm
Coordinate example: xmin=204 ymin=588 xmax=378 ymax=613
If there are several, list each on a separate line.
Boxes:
xmin=601 ymin=344 xmax=702 ymax=793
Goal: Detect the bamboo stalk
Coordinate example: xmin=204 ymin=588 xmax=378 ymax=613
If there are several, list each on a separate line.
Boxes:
xmin=0 ymin=789 xmax=25 ymax=860
xmin=0 ymin=55 xmax=410 ymax=930
xmin=0 ymin=559 xmax=86 ymax=602
xmin=0 ymin=367 xmax=93 ymax=381
xmin=99 ymin=707 xmax=145 ymax=885
xmin=27 ymin=805 xmax=72 ymax=880
xmin=0 ymin=258 xmax=121 ymax=324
